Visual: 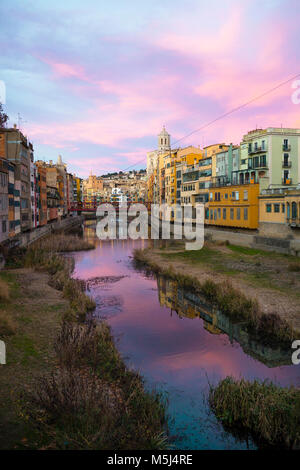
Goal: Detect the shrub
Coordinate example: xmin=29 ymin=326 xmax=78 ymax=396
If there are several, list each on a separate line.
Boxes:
xmin=209 ymin=377 xmax=300 ymax=449
xmin=21 ymin=322 xmax=168 ymax=450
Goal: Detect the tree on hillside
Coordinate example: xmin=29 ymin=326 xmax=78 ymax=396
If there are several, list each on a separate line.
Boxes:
xmin=0 ymin=102 xmax=9 ymax=128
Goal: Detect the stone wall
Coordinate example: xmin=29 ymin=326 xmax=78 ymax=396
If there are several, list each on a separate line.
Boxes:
xmin=3 ymin=214 xmax=84 ymax=250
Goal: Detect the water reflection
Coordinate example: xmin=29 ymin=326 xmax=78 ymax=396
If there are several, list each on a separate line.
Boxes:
xmin=157 ymin=277 xmax=292 ymax=368
xmin=71 ymin=222 xmax=300 ymax=450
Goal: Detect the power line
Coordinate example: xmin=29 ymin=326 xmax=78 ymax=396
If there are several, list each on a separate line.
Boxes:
xmin=120 ymin=71 xmax=300 ymax=172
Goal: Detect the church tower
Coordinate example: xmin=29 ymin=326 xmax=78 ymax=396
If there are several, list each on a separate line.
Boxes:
xmin=158 ymin=126 xmax=171 ymax=152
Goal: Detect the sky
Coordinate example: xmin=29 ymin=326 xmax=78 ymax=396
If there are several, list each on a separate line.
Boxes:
xmin=0 ymin=0 xmax=300 ymax=178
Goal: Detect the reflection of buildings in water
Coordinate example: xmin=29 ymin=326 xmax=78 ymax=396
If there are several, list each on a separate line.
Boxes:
xmin=157 ymin=276 xmax=291 ymax=367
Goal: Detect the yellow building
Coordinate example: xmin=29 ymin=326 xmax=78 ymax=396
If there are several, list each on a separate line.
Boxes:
xmin=259 ymin=189 xmax=300 ymax=230
xmin=206 ymin=183 xmax=259 ymax=229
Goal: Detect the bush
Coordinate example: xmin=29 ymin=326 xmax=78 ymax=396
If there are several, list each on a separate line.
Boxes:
xmin=209 ymin=377 xmax=300 ymax=449
xmin=20 ymin=322 xmax=168 ymax=450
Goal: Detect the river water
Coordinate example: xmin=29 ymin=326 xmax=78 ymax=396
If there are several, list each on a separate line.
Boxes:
xmin=71 ymin=221 xmax=300 ymax=450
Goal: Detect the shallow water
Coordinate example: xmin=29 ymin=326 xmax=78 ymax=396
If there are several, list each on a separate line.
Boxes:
xmin=71 ymin=223 xmax=300 ymax=450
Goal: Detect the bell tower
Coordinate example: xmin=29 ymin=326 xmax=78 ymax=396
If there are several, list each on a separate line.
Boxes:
xmin=158 ymin=126 xmax=171 ymax=152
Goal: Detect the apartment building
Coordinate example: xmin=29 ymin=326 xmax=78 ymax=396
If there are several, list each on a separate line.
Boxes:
xmin=206 ymin=183 xmax=259 ymax=229
xmin=8 ymin=162 xmax=21 ymax=238
xmin=0 ymin=127 xmax=32 ymax=233
xmin=36 ymin=165 xmax=47 ymax=226
xmin=0 ymin=159 xmax=9 ymax=243
xmin=237 ymin=128 xmax=300 ymax=190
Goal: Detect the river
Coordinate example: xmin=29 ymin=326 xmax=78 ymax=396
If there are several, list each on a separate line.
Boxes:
xmin=71 ymin=221 xmax=300 ymax=450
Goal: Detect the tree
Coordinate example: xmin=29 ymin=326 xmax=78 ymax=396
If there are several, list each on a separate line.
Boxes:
xmin=0 ymin=102 xmax=9 ymax=128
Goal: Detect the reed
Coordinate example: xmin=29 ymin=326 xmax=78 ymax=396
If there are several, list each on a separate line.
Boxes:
xmin=20 ymin=321 xmax=168 ymax=450
xmin=30 ymin=233 xmax=94 ymax=253
xmin=209 ymin=377 xmax=300 ymax=449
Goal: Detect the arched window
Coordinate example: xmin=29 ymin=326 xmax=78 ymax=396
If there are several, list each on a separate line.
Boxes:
xmin=292 ymin=201 xmax=297 ymax=219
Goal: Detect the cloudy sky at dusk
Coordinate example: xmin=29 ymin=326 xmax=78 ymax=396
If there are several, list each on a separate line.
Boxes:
xmin=1 ymin=0 xmax=300 ymax=177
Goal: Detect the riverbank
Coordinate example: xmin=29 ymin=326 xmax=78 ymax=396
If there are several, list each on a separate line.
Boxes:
xmin=134 ymin=241 xmax=300 ymax=335
xmin=0 ymin=234 xmax=167 ymax=449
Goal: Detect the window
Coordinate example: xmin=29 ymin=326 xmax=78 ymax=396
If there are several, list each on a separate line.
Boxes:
xmin=244 ymin=190 xmax=248 ymax=201
xmin=214 ymin=210 xmax=217 ymax=220
xmin=2 ymin=220 xmax=7 ymax=233
xmin=205 ymin=208 xmax=209 ymax=219
xmin=235 ymin=191 xmax=239 ymax=201
xmin=283 ymin=153 xmax=289 ymax=166
xmin=210 ymin=210 xmax=213 ymax=219
xmin=218 ymin=208 xmax=221 ymax=219
xmin=230 ymin=208 xmax=234 ymax=220
xmin=253 ymin=156 xmax=259 ymax=168
xmin=282 ymin=204 xmax=285 ymax=213
xmin=262 ymin=140 xmax=265 ymax=150
xmin=266 ymin=204 xmax=272 ymax=213
xmin=274 ymin=204 xmax=280 ymax=213
xmin=225 ymin=193 xmax=228 ymax=199
xmin=237 ymin=208 xmax=241 ymax=220
xmin=260 ymin=155 xmax=266 ymax=167
xmin=223 ymin=208 xmax=226 ymax=219
xmin=209 ymin=192 xmax=213 ymax=201
xmin=248 ymin=158 xmax=252 ymax=169
xmin=244 ymin=208 xmax=248 ymax=220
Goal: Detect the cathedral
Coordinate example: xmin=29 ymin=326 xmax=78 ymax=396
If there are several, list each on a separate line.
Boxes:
xmin=146 ymin=126 xmax=171 ymax=175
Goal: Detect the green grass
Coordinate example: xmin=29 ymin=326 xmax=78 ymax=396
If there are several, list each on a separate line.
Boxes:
xmin=227 ymin=244 xmax=270 ymax=256
xmin=11 ymin=335 xmax=40 ymax=365
xmin=161 ymin=246 xmax=217 ymax=264
xmin=209 ymin=377 xmax=300 ymax=449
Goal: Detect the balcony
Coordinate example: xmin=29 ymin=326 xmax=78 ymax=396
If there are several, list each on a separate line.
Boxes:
xmin=282 ymin=144 xmax=291 ymax=151
xmin=282 ymin=161 xmax=291 ymax=168
xmin=248 ymin=146 xmax=266 ymax=155
xmin=282 ymin=178 xmax=292 ymax=185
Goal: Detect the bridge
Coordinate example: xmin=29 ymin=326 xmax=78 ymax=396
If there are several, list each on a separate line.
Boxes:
xmin=69 ymin=201 xmax=151 ymax=212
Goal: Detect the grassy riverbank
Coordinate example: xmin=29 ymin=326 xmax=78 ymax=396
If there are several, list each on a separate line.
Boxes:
xmin=0 ymin=235 xmax=167 ymax=449
xmin=133 ymin=246 xmax=297 ymax=347
xmin=209 ymin=377 xmax=300 ymax=449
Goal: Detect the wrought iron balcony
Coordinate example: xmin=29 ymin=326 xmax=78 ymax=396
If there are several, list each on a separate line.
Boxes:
xmin=282 ymin=144 xmax=291 ymax=151
xmin=282 ymin=161 xmax=291 ymax=168
xmin=248 ymin=146 xmax=266 ymax=154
